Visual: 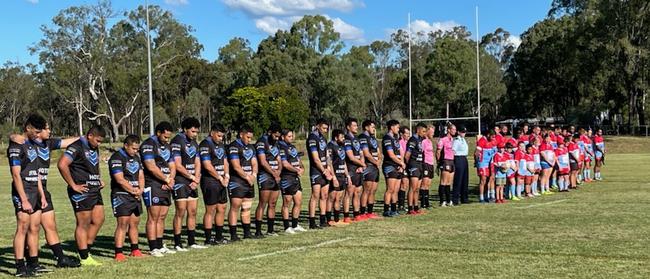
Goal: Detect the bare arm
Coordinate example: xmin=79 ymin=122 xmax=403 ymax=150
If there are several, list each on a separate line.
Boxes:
xmin=58 ymin=155 xmax=87 ymax=193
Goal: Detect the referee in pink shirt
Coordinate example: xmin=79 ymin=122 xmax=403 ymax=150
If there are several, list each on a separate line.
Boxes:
xmin=436 ymin=123 xmax=456 ymax=206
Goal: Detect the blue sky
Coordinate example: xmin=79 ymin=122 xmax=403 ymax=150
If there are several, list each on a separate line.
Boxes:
xmin=1 ymin=0 xmax=552 ymax=65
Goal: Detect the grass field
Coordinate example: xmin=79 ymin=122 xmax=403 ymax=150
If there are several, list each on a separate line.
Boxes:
xmin=0 ymin=137 xmax=649 ymax=278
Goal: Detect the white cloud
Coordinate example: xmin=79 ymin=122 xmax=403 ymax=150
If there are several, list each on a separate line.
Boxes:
xmin=165 ymin=0 xmax=189 ymax=6
xmin=25 ymin=0 xmax=38 ymax=4
xmin=410 ymin=20 xmax=459 ymax=35
xmin=224 ymin=0 xmax=365 ymax=43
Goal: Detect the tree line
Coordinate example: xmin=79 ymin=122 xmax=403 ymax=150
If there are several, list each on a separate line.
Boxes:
xmin=0 ymin=0 xmax=647 ymax=141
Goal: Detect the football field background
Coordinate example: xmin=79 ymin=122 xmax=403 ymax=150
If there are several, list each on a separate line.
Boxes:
xmin=0 ymin=137 xmax=648 ymax=278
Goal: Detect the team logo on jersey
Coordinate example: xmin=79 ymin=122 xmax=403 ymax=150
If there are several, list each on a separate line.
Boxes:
xmin=243 ymin=148 xmax=254 ymax=161
xmin=370 ymin=138 xmax=378 ymax=149
xmin=338 ymin=148 xmax=346 ymax=160
xmin=126 ymin=160 xmax=140 ymax=174
xmin=37 ymin=147 xmax=50 ymax=161
xmin=319 ymin=140 xmax=326 ymax=151
xmin=27 ymin=148 xmax=37 ymax=162
xmin=289 ymin=147 xmax=298 ymax=158
xmin=270 ymin=146 xmax=279 ymax=157
xmin=159 ymin=148 xmax=171 ymax=161
xmin=353 ymin=141 xmax=361 ymax=152
xmin=185 ymin=145 xmax=197 ymax=158
xmin=395 ymin=141 xmax=401 ymax=150
xmin=86 ymin=150 xmax=99 ymax=166
xmin=214 ymin=147 xmax=225 ymax=160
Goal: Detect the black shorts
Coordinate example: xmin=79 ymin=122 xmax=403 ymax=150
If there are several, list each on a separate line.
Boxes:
xmin=280 ymin=176 xmax=302 ymax=196
xmin=363 ymin=164 xmax=380 ymax=182
xmin=42 ymin=188 xmax=54 ymax=213
xmin=570 ymin=162 xmax=579 ymax=171
xmin=228 ymin=181 xmax=255 ymax=199
xmin=310 ymin=172 xmax=329 ymax=187
xmin=172 ymin=183 xmax=199 ymax=200
xmin=382 ymin=165 xmax=403 ymax=180
xmin=143 ymin=185 xmax=172 ymax=207
xmin=201 ymin=179 xmax=228 ymax=205
xmin=440 ymin=160 xmax=455 ymax=173
xmin=423 ymin=163 xmax=435 ymax=179
xmin=330 ymin=176 xmax=348 ymax=192
xmin=67 ymin=188 xmax=103 ymax=212
xmin=349 ymin=171 xmax=363 ymax=187
xmin=407 ymin=163 xmax=424 ymax=179
xmin=12 ymin=186 xmax=41 ymax=214
xmin=258 ymin=173 xmax=280 ymax=191
xmin=111 ymin=193 xmax=143 ymax=217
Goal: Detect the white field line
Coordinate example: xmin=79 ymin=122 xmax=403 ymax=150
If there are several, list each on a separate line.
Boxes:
xmin=518 ymin=199 xmax=567 ymax=209
xmin=237 ymin=237 xmax=353 ymax=261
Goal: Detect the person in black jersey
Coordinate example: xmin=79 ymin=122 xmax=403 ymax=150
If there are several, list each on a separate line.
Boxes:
xmin=278 ymin=128 xmax=307 ymax=234
xmin=140 ymin=122 xmax=177 ymax=257
xmin=343 ymin=118 xmax=366 ymax=222
xmin=326 ymin=129 xmax=352 ymax=227
xmin=199 ymin=123 xmax=231 ymax=245
xmin=307 ymin=119 xmax=333 ymax=229
xmin=8 ymin=114 xmax=48 ymax=277
xmin=170 ymin=117 xmax=206 ymax=251
xmin=404 ymin=122 xmax=427 ymax=215
xmin=254 ymin=124 xmax=283 ymax=237
xmin=58 ymin=126 xmax=106 ymax=266
xmin=108 ymin=135 xmax=145 ymax=261
xmin=382 ymin=120 xmax=406 ymax=217
xmin=227 ymin=125 xmax=259 ymax=241
xmin=10 ymin=122 xmax=81 ymax=270
xmin=359 ymin=120 xmax=381 ymax=219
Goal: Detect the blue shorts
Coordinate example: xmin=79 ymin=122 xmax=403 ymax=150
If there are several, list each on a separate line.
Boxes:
xmin=541 ymin=161 xmax=552 ymax=169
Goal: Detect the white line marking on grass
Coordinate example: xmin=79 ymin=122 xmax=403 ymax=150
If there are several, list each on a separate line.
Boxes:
xmin=517 ymin=199 xmax=567 ymax=209
xmin=237 ymin=237 xmax=353 ymax=261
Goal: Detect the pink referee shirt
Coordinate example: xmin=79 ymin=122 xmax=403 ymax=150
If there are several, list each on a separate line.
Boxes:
xmin=437 ymin=135 xmax=455 ymax=160
xmin=422 ymin=138 xmax=434 ymax=165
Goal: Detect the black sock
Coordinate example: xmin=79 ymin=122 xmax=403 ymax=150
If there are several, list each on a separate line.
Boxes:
xmin=344 ymin=212 xmax=350 ymax=218
xmin=15 ymin=259 xmax=25 ymax=270
xmin=187 ymin=230 xmax=196 ymax=246
xmin=173 ymin=234 xmax=182 ymax=247
xmin=26 ymin=256 xmax=38 ymax=267
xmin=148 ymin=239 xmax=156 ymax=251
xmin=445 ymin=186 xmax=451 ymax=203
xmin=78 ymin=249 xmax=89 ymax=260
xmin=255 ymin=220 xmax=263 ymax=234
xmin=391 ymin=203 xmax=397 ymax=212
xmin=408 ymin=206 xmax=413 ymax=212
xmin=414 ymin=205 xmax=419 ymax=211
xmin=267 ymin=218 xmax=275 ymax=233
xmin=292 ymin=218 xmax=299 ymax=228
xmin=367 ymin=203 xmax=374 ymax=213
xmin=283 ymin=219 xmax=290 ymax=230
xmin=204 ymin=227 xmax=213 ymax=242
xmin=425 ymin=190 xmax=430 ymax=207
xmin=131 ymin=243 xmax=139 ymax=251
xmin=438 ymin=185 xmax=444 ymax=204
xmin=353 ymin=211 xmax=360 ymax=217
xmin=215 ymin=226 xmax=224 ymax=239
xmin=309 ymin=217 xmax=316 ymax=228
xmin=335 ymin=210 xmax=341 ymax=222
xmin=383 ymin=203 xmax=390 ymax=213
xmin=319 ymin=214 xmax=327 ymax=226
xmin=419 ymin=189 xmax=425 ymax=207
xmin=50 ymin=243 xmax=65 ymax=259
xmin=398 ymin=190 xmax=406 ymax=207
xmin=229 ymin=225 xmax=238 ymax=238
xmin=156 ymin=238 xmax=163 ymax=249
xmin=88 ymin=244 xmax=93 ymax=254
xmin=115 ymin=246 xmax=123 ymax=255
xmin=360 ymin=206 xmax=366 ymax=214
xmin=326 ymin=211 xmax=332 ymax=222
xmin=242 ymin=223 xmax=251 ymax=236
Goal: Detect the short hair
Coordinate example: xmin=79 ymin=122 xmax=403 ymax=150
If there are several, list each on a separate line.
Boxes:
xmin=386 ymin=119 xmax=399 ymax=129
xmin=362 ymin=119 xmax=375 ymax=129
xmin=239 ymin=124 xmax=253 ymax=134
xmin=521 ymin=122 xmax=529 ymax=127
xmin=316 ymin=118 xmax=329 ymax=126
xmin=24 ymin=113 xmax=47 ymax=130
xmin=181 ymin=117 xmax=200 ymax=130
xmin=572 ymin=133 xmax=580 ymax=139
xmin=87 ymin=126 xmax=107 ymax=137
xmin=446 ymin=122 xmax=455 ymax=130
xmin=525 ymin=143 xmax=533 ymax=150
xmin=505 ymin=142 xmax=514 ymax=149
xmin=416 ymin=122 xmax=427 ymax=130
xmin=487 ymin=130 xmax=496 ymax=136
xmin=155 ymin=121 xmax=174 ymax=134
xmin=399 ymin=126 xmax=410 ymax=135
xmin=268 ymin=123 xmax=281 ymax=134
xmin=210 ymin=123 xmax=226 ymax=133
xmin=345 ymin=117 xmax=358 ymax=127
xmin=331 ymin=129 xmax=344 ymax=140
xmin=280 ymin=128 xmax=293 ymax=137
xmin=123 ymin=134 xmax=141 ymax=145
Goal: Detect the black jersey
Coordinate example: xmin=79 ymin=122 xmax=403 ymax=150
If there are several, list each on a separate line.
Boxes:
xmin=344 ymin=131 xmax=363 ymax=171
xmin=382 ymin=132 xmax=401 ymax=167
xmin=327 ymin=141 xmax=347 ymax=179
xmin=278 ymin=140 xmax=300 ymax=178
xmin=307 ymin=131 xmax=328 ymax=174
xmin=26 ymin=138 xmax=62 ymax=188
xmin=228 ymin=139 xmax=256 ymax=186
xmin=199 ymin=137 xmax=226 ymax=180
xmin=7 ymin=140 xmax=40 ymax=189
xmin=359 ymin=132 xmax=379 ymax=165
xmin=109 ymin=148 xmax=142 ymax=194
xmin=406 ymin=135 xmax=424 ymax=165
xmin=171 ymin=133 xmax=199 ymax=185
xmin=63 ymin=137 xmax=102 ymax=193
xmin=140 ymin=136 xmax=174 ymax=188
xmin=256 ymin=134 xmax=280 ymax=176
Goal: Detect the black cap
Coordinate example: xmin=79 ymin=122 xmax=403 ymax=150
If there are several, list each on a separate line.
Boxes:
xmin=459 ymin=126 xmax=467 ymax=133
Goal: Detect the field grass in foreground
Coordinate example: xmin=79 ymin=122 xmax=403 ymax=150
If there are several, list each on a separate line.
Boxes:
xmin=0 ymin=145 xmax=648 ymax=278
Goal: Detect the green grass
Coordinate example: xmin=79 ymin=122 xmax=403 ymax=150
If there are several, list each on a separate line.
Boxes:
xmin=0 ymin=138 xmax=649 ymax=278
